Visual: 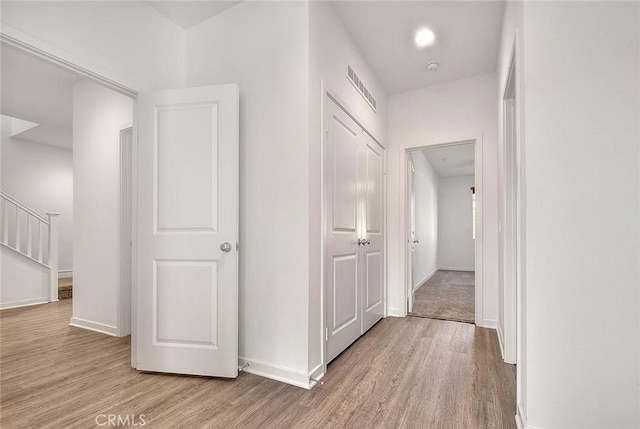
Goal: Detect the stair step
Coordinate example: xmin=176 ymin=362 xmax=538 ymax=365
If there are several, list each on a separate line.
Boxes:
xmin=58 ymin=277 xmax=72 ymax=300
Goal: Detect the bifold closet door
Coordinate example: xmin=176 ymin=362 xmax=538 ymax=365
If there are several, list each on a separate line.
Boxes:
xmin=325 ymin=99 xmax=363 ymax=363
xmin=360 ymin=133 xmax=384 ymax=332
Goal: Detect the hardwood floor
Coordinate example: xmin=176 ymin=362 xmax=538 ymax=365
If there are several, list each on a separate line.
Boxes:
xmin=1 ymin=300 xmax=516 ymax=428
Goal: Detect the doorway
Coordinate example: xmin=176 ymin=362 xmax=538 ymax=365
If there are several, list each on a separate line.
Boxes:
xmin=405 ymin=140 xmax=482 ymax=324
xmin=0 ymin=38 xmax=136 ymax=338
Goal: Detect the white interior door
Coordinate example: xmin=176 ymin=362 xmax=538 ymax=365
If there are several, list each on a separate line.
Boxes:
xmin=136 ymin=84 xmax=239 ymax=377
xmin=361 ymin=132 xmax=384 ymax=332
xmin=325 ymin=99 xmax=362 ymax=363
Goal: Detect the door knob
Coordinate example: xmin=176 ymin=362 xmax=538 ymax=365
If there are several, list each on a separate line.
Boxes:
xmin=220 ymin=242 xmax=232 ymax=252
xmin=357 ymin=239 xmax=364 ymax=246
xmin=365 ymin=239 xmax=371 ymax=245
xmin=413 ymin=239 xmax=419 ymax=244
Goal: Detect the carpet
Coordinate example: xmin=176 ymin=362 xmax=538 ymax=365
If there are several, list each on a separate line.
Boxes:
xmin=410 ymin=270 xmax=475 ymax=324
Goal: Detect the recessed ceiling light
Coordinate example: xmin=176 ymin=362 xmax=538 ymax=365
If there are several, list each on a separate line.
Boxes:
xmin=426 ymin=61 xmax=439 ymax=71
xmin=415 ymin=28 xmax=436 ymax=48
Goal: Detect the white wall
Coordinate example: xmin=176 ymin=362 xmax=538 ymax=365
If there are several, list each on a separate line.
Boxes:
xmin=308 ymin=1 xmax=388 ymax=376
xmin=185 ymin=2 xmax=312 ymax=384
xmin=0 ymin=1 xmax=184 ymax=91
xmin=515 ymin=2 xmax=640 ymax=428
xmin=1 ymin=247 xmax=49 ymax=308
xmin=71 ymin=80 xmax=132 ymax=335
xmin=411 ymin=151 xmax=438 ymax=288
xmin=437 ymin=175 xmax=475 ymax=271
xmin=496 ymin=0 xmax=525 ymax=412
xmin=387 ymin=72 xmax=498 ymax=327
xmin=1 ymin=120 xmax=73 ymax=272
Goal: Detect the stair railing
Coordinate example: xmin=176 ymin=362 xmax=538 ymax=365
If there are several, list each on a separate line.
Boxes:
xmin=0 ymin=191 xmax=60 ymax=302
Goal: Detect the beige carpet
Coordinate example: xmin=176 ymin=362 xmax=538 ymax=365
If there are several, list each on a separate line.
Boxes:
xmin=411 ymin=270 xmax=475 ymax=323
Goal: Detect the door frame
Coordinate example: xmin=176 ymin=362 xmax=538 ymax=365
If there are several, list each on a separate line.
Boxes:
xmin=402 ymin=139 xmax=484 ymax=325
xmin=118 ymin=126 xmax=134 ymax=337
xmin=501 ymin=31 xmax=523 ymax=367
xmin=1 ymin=29 xmax=140 ymax=348
xmin=320 ymin=84 xmax=387 ymax=377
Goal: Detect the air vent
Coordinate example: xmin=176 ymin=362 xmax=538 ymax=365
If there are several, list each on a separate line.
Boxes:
xmin=346 ymin=65 xmax=377 ymax=112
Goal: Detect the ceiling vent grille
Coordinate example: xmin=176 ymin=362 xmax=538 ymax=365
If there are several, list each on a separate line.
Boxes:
xmin=346 ymin=65 xmax=377 ymax=112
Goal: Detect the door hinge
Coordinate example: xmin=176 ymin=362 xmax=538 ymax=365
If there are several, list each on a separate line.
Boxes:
xmin=325 ymin=327 xmax=328 ymax=341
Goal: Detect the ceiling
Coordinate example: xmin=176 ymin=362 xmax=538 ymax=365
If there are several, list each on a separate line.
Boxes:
xmin=422 ymin=143 xmax=475 ymax=178
xmin=145 ymin=1 xmax=242 ymax=29
xmin=330 ymin=1 xmax=505 ymax=95
xmin=1 ymin=44 xmax=82 ymax=149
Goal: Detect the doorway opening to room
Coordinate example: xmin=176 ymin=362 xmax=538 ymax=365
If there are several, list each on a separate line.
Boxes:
xmin=0 ymin=40 xmax=135 ymax=338
xmin=405 ymin=141 xmax=480 ymax=324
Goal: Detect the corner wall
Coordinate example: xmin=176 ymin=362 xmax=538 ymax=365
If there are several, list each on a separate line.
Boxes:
xmin=185 ymin=1 xmax=312 ymax=385
xmin=520 ymin=2 xmax=640 ymax=427
xmin=71 ymin=80 xmax=132 ymax=336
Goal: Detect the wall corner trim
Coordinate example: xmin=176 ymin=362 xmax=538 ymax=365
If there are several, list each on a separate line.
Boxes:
xmin=69 ymin=317 xmax=118 ymax=336
xmin=515 ymin=403 xmax=534 ymax=429
xmin=496 ymin=325 xmax=506 ymax=360
xmin=477 ymin=318 xmax=497 ymax=329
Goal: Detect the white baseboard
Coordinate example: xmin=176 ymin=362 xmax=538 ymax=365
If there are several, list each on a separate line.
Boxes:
xmin=238 ymin=357 xmax=317 ymax=389
xmin=438 ymin=266 xmax=475 ymax=272
xmin=0 ymin=297 xmax=48 ymax=310
xmin=69 ymin=317 xmax=118 ymax=336
xmin=496 ymin=325 xmax=505 ymax=361
xmin=477 ymin=318 xmax=497 ymax=329
xmin=308 ymin=363 xmax=324 ymax=388
xmin=386 ymin=307 xmax=404 ymax=317
xmin=413 ymin=268 xmax=438 ymax=292
xmin=515 ymin=403 xmax=531 ymax=429
xmin=58 ymin=270 xmax=73 ymax=278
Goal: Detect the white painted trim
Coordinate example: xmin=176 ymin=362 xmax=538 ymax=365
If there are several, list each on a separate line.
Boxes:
xmin=387 ymin=307 xmax=403 ymax=318
xmin=496 ymin=325 xmax=506 ymax=361
xmin=308 ymin=363 xmax=325 ymax=389
xmin=58 ymin=270 xmax=73 ymax=278
xmin=69 ymin=317 xmax=118 ymax=336
xmin=477 ymin=319 xmax=497 ymax=329
xmin=413 ymin=268 xmax=437 ymax=292
xmin=0 ymin=297 xmax=48 ymax=310
xmin=0 ymin=241 xmax=50 ymax=269
xmin=0 ymin=25 xmax=139 ymax=97
xmin=402 ymin=138 xmax=484 ymax=324
xmin=117 ymin=127 xmax=133 ymax=338
xmin=501 ymin=31 xmax=521 ymax=367
xmin=438 ymin=266 xmax=475 ymax=272
xmin=238 ymin=357 xmax=315 ymax=390
xmin=515 ymin=403 xmax=532 ymax=429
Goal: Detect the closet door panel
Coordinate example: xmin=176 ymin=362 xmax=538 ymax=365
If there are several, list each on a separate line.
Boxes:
xmin=325 ymin=100 xmax=362 ymax=363
xmin=362 ymin=134 xmax=385 ymax=332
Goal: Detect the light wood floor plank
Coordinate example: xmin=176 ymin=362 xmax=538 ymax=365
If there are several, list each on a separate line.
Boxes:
xmin=1 ymin=300 xmax=516 ymax=428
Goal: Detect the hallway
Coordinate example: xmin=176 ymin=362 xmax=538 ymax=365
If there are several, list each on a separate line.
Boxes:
xmin=1 ymin=300 xmax=515 ymax=428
